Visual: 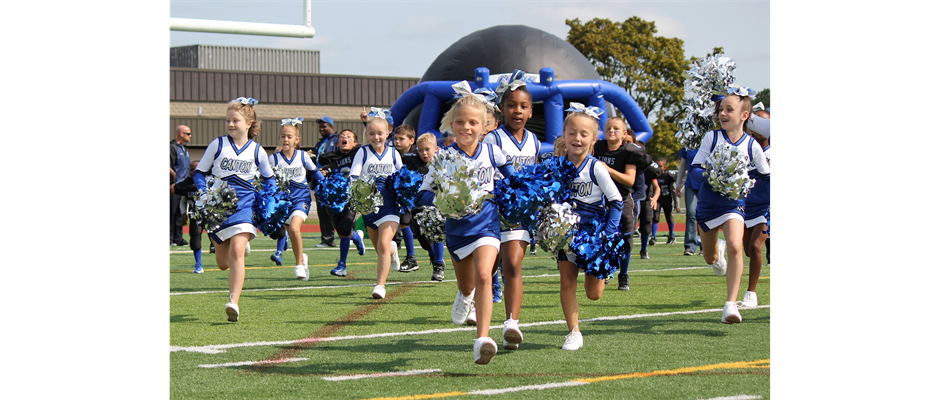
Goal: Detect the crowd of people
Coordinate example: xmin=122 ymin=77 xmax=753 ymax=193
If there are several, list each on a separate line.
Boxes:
xmin=172 ymin=77 xmax=770 ymax=365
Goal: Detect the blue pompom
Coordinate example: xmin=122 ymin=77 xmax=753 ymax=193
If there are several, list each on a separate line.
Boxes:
xmin=253 ymin=187 xmax=292 ymax=237
xmin=494 ymin=156 xmax=579 ymax=231
xmin=314 ymin=173 xmax=350 ymax=214
xmin=569 ymin=216 xmax=628 ymax=280
xmin=386 ymin=168 xmax=424 ymax=210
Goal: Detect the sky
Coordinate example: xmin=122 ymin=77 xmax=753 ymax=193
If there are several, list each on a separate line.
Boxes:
xmin=169 ymin=0 xmax=771 ymax=91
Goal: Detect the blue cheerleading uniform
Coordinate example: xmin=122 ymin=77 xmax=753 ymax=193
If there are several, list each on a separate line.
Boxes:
xmin=557 ymin=155 xmax=624 ymax=266
xmin=193 ymin=135 xmax=274 ymax=243
xmin=744 ymin=145 xmax=771 ymax=227
xmin=349 ymin=144 xmax=403 ymax=229
xmin=416 ymin=143 xmax=515 ymax=262
xmin=691 ymin=130 xmax=770 ymax=232
xmin=269 ymin=149 xmax=323 ymax=221
xmin=483 ymin=126 xmax=540 ymax=243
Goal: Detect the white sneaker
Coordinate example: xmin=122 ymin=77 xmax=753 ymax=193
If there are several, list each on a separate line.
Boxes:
xmin=562 ymin=330 xmax=583 ymax=351
xmin=390 ymin=242 xmax=401 ymax=271
xmin=473 ymin=337 xmax=498 ymax=365
xmin=225 ymin=294 xmax=239 ymax=322
xmin=721 ymin=301 xmax=742 ymax=324
xmin=244 ymin=242 xmax=251 ymax=256
xmin=740 ymin=291 xmax=758 ymax=307
xmin=372 ymin=285 xmax=386 ymax=299
xmin=711 ymin=239 xmax=727 ymax=276
xmin=451 ymin=289 xmax=474 ymax=325
xmin=502 ymin=319 xmax=523 ymax=350
xmin=466 ymin=303 xmax=477 ymax=326
xmin=294 ymin=254 xmax=309 ymax=281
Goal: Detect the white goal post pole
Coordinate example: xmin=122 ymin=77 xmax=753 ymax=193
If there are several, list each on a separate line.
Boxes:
xmin=170 ymin=0 xmax=315 ymax=38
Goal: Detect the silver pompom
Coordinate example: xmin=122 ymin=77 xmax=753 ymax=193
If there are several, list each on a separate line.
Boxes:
xmin=533 ymin=203 xmax=580 ymax=257
xmin=414 ymin=206 xmax=446 ymax=243
xmin=676 ymin=54 xmax=738 ymax=149
xmin=190 ymin=176 xmax=239 ymax=232
xmin=349 ymin=173 xmax=383 ymax=215
xmin=427 ymin=150 xmax=493 ymax=219
xmin=253 ymin=166 xmax=291 ymax=192
xmin=705 ymin=142 xmax=755 ymax=200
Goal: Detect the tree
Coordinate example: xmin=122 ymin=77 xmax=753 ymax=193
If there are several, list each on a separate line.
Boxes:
xmin=566 ymin=17 xmax=688 ymax=162
xmin=753 ymin=88 xmax=770 ymax=109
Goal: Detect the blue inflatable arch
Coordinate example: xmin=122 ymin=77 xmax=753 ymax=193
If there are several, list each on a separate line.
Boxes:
xmin=390 ymin=67 xmax=653 ymax=154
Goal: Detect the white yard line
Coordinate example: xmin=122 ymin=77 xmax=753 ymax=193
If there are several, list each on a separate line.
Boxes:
xmin=198 ymin=357 xmax=308 ymax=369
xmin=469 ymin=380 xmax=590 ymax=395
xmin=699 ymin=395 xmax=763 ymax=400
xmin=321 ymin=369 xmax=442 ymax=381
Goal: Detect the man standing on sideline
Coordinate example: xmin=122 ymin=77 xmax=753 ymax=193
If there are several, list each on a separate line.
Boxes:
xmin=676 ymin=146 xmax=702 ymax=255
xmin=313 ymin=116 xmax=339 ymax=247
xmin=170 ymin=125 xmax=192 ymax=246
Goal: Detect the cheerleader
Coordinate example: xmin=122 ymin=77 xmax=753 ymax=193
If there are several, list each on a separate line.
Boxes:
xmin=349 ymin=111 xmax=403 ymax=299
xmin=483 ymin=71 xmax=540 ymax=350
xmin=415 ymin=88 xmax=516 ymax=365
xmin=192 ymin=97 xmax=274 ymax=322
xmin=268 ymin=118 xmax=325 ymax=281
xmin=741 ymin=109 xmax=770 ymax=307
xmin=556 ymin=104 xmax=623 ymax=351
xmin=690 ymin=88 xmax=770 ymax=324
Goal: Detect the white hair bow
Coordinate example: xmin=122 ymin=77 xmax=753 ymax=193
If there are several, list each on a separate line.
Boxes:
xmin=494 ymin=69 xmax=527 ymax=103
xmin=451 ymin=81 xmax=496 ymax=110
xmin=280 ymin=117 xmax=304 ymax=126
xmin=751 ymin=102 xmax=765 ymax=112
xmin=565 ymin=102 xmax=604 ymax=119
xmin=726 ymin=84 xmax=756 ymax=97
xmin=233 ymin=97 xmax=258 ymax=105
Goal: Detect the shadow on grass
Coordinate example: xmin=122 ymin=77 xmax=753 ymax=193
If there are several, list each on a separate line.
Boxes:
xmin=170 ymin=314 xmax=199 ymax=323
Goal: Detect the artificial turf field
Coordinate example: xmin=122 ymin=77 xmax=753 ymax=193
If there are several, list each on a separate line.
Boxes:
xmin=170 ymin=231 xmax=770 ymax=400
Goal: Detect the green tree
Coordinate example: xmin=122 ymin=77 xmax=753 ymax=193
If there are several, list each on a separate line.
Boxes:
xmin=753 ymin=88 xmax=770 ymax=109
xmin=566 ymin=17 xmax=688 ymax=162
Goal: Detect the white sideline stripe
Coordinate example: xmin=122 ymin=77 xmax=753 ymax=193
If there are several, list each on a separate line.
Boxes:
xmin=169 ymin=268 xmax=710 ymax=296
xmin=469 ymin=380 xmax=589 ymax=395
xmin=198 ymin=357 xmax=308 ymax=369
xmin=169 ymin=246 xmax=376 ymax=255
xmin=699 ymin=395 xmax=762 ymax=400
xmin=170 ymin=305 xmax=770 ymax=354
xmin=322 ymin=368 xmax=441 ymax=381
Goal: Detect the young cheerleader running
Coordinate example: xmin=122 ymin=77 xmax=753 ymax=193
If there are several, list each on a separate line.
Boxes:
xmin=317 ymin=129 xmax=367 ymax=277
xmin=690 ymin=90 xmax=770 ymax=324
xmin=483 ymin=75 xmax=540 ymax=350
xmin=415 ymin=91 xmax=515 ymax=365
xmin=556 ymin=105 xmax=623 ymax=351
xmin=349 ymin=112 xmax=403 ymax=299
xmin=192 ymin=97 xmax=274 ymax=322
xmin=741 ymin=109 xmax=770 ymax=307
xmin=268 ymin=118 xmax=326 ymax=281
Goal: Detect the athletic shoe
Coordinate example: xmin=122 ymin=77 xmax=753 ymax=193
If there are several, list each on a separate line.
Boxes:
xmin=648 ymin=236 xmax=656 ymax=246
xmin=372 ymin=285 xmax=386 ymax=299
xmin=193 ymin=263 xmax=204 ymax=274
xmin=301 ymin=253 xmax=309 ymax=281
xmin=451 ymin=290 xmax=474 ymax=325
xmin=683 ymin=249 xmax=695 ymax=256
xmin=721 ymin=301 xmax=742 ymax=324
xmin=666 ymin=235 xmax=676 ymax=245
xmin=562 ymin=331 xmax=583 ymax=351
xmin=640 ymin=251 xmax=650 ymax=259
xmin=354 ymin=230 xmax=365 ymax=255
xmin=473 ymin=337 xmax=498 ymax=365
xmin=466 ymin=303 xmax=477 ymax=326
xmin=617 ymin=274 xmax=630 ymax=291
xmin=399 ymin=255 xmax=419 ymax=272
xmin=740 ymin=291 xmax=758 ymax=308
xmin=294 ymin=254 xmax=309 ymax=280
xmin=225 ymin=296 xmax=239 ymax=322
xmin=209 ymin=243 xmax=215 ymax=254
xmin=175 ymin=239 xmax=189 ymax=246
xmin=431 ymin=262 xmax=445 ymax=282
xmin=316 ymin=240 xmax=336 ymax=248
xmin=529 ymin=245 xmax=537 ymax=256
xmin=502 ymin=319 xmax=523 ymax=350
xmin=244 ymin=242 xmax=251 ymax=255
xmin=330 ymin=261 xmax=347 ymax=277
xmin=270 ymin=251 xmax=283 ymax=266
xmin=710 ymin=261 xmax=727 ymax=276
xmin=390 ymin=242 xmax=401 ymax=271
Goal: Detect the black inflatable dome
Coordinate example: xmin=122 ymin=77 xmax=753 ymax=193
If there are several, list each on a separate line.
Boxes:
xmin=420 ymin=25 xmax=601 ymax=82
xmin=403 ymin=25 xmax=602 ymax=133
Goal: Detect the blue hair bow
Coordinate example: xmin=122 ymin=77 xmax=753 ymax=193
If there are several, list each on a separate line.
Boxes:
xmin=367 ymin=107 xmax=394 ymax=125
xmin=495 ymin=69 xmax=528 ymax=103
xmin=726 ymin=84 xmax=756 ymax=97
xmin=234 ymin=97 xmax=258 ymax=106
xmin=280 ymin=117 xmax=304 ymax=126
xmin=451 ymin=81 xmax=496 ymax=110
xmin=565 ymin=102 xmax=604 ymax=119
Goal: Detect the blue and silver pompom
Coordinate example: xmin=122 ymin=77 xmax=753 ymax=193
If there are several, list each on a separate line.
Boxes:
xmin=705 ymin=141 xmax=755 ymax=200
xmin=533 ymin=203 xmax=580 ymax=257
xmin=569 ymin=218 xmax=629 ymax=280
xmin=349 ymin=173 xmax=383 ymax=216
xmin=387 ymin=168 xmax=424 ymax=210
xmin=414 ymin=206 xmax=447 ymax=243
xmin=190 ymin=176 xmax=239 ymax=232
xmin=253 ymin=187 xmax=292 ymax=237
xmin=428 ymin=151 xmax=492 ymax=219
xmin=314 ymin=172 xmax=350 ymax=214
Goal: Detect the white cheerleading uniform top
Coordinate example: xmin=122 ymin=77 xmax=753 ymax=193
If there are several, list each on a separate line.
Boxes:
xmin=691 ymin=130 xmax=770 ymax=230
xmin=418 ymin=142 xmax=507 ymax=194
xmin=568 ymin=155 xmax=623 ymax=218
xmin=483 ymin=126 xmax=540 ymax=169
xmin=197 ymin=136 xmax=273 ymax=188
xmin=268 ymin=149 xmax=317 ymax=187
xmin=349 ymin=144 xmax=402 ymax=181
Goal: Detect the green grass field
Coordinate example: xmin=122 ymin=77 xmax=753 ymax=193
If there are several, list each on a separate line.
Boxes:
xmin=170 ymin=231 xmax=769 ymax=400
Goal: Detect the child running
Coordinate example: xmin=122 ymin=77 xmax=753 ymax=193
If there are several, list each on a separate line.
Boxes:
xmin=416 ymin=90 xmax=515 ymax=365
xmin=392 ymin=124 xmax=421 ymax=273
xmin=316 ymin=129 xmax=367 ymax=277
xmin=349 ymin=111 xmax=403 ymax=299
xmin=690 ymin=89 xmax=770 ymax=324
xmin=192 ymin=97 xmax=274 ymax=322
xmin=741 ymin=109 xmax=770 ymax=307
xmin=403 ymin=132 xmax=448 ymax=281
xmin=556 ymin=104 xmax=623 ymax=350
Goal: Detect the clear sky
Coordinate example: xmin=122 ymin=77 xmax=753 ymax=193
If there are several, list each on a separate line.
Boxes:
xmin=170 ymin=0 xmax=771 ymax=91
